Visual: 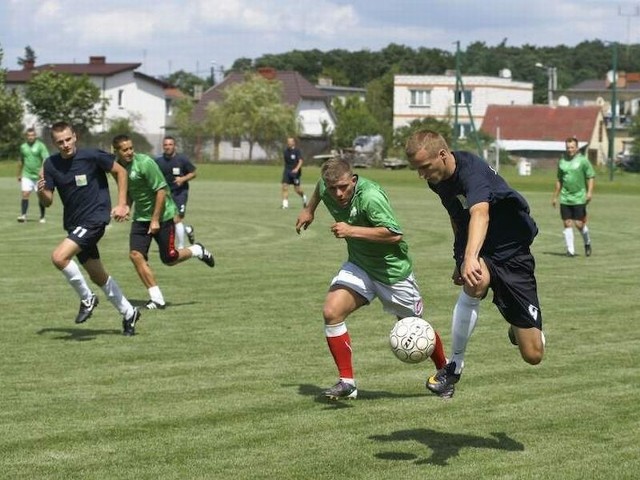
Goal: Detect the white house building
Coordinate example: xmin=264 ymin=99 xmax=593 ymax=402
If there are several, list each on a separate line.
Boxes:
xmin=6 ymin=56 xmax=170 ymax=150
xmin=393 ymin=70 xmax=533 ymax=136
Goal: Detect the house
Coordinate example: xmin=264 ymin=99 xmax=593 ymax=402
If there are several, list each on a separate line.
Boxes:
xmin=191 ymin=67 xmax=336 ymax=161
xmin=5 ymin=56 xmax=171 ymax=150
xmin=316 ymin=76 xmax=366 ymax=103
xmin=559 ymin=71 xmax=640 ymax=158
xmin=480 ymin=105 xmax=608 ymax=166
xmin=393 ymin=70 xmax=533 ymax=137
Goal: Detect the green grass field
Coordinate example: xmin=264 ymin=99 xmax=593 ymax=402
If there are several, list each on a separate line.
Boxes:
xmin=1 ymin=163 xmax=638 ymax=479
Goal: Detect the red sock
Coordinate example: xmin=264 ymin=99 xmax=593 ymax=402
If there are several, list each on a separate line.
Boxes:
xmin=430 ymin=330 xmax=447 ymax=369
xmin=326 ymin=331 xmax=354 ymax=379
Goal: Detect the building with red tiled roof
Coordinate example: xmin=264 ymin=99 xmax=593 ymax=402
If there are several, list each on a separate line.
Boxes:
xmin=192 ymin=67 xmax=336 ymax=161
xmin=6 ymin=56 xmax=173 ymax=150
xmin=481 ymin=105 xmax=608 ymax=166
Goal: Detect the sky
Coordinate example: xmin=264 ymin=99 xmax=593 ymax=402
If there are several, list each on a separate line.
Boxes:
xmin=1 ymin=0 xmax=639 ymax=80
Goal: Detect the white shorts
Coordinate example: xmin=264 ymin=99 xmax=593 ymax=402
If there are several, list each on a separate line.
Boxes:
xmin=330 ymin=261 xmax=424 ymax=318
xmin=21 ymin=177 xmax=37 ymax=193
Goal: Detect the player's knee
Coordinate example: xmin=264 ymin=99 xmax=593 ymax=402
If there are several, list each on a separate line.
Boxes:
xmin=521 ymin=346 xmax=544 ymax=365
xmin=322 ymin=304 xmax=345 ymax=324
xmin=129 ymin=250 xmax=146 ymax=264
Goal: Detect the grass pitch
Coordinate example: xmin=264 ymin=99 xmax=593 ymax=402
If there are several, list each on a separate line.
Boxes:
xmin=0 ymin=163 xmax=638 ymax=479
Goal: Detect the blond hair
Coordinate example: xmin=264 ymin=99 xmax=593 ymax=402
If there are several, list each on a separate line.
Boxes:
xmin=321 ymin=158 xmax=353 ymax=184
xmin=405 ymin=129 xmax=450 ymax=158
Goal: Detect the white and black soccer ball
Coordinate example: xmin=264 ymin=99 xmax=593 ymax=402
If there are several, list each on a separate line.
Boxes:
xmin=389 ymin=317 xmax=436 ymax=364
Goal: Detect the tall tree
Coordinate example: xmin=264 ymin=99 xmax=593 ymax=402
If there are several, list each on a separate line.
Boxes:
xmin=206 ymin=74 xmax=298 ymax=161
xmin=331 ymin=96 xmax=380 ymax=149
xmin=0 ymin=46 xmax=25 ymax=157
xmin=162 ymin=70 xmax=211 ymax=97
xmin=17 ymin=46 xmax=36 ymax=67
xmin=24 ymin=71 xmax=107 ymax=135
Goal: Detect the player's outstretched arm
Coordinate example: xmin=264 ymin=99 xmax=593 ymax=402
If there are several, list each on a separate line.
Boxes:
xmin=295 ymin=185 xmax=320 ymax=234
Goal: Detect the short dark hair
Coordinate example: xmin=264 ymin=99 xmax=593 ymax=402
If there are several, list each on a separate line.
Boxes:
xmin=50 ymin=121 xmax=73 ymax=135
xmin=112 ymin=134 xmax=131 ymax=149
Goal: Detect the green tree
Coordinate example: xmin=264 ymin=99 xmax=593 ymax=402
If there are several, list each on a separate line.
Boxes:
xmin=0 ymin=46 xmax=25 ymax=157
xmin=173 ymin=97 xmax=204 ymax=159
xmin=162 ymin=70 xmax=211 ymax=97
xmin=331 ymin=96 xmax=380 ymax=149
xmin=24 ymin=71 xmax=106 ymax=135
xmin=206 ymin=74 xmax=298 ymax=161
xmin=393 ymin=117 xmax=452 ymax=153
xmin=17 ymin=46 xmax=36 ymax=67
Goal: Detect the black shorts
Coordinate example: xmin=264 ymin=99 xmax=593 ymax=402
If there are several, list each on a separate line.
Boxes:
xmin=282 ymin=170 xmax=301 ymax=186
xmin=130 ymin=219 xmax=180 ymax=265
xmin=171 ymin=191 xmax=189 ymax=217
xmin=560 ymin=204 xmax=587 ymax=221
xmin=484 ymin=252 xmax=543 ymax=330
xmin=67 ymin=224 xmax=106 ymax=264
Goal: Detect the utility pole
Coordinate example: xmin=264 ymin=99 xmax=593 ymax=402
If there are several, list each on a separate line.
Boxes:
xmin=607 ymin=42 xmax=618 ymax=181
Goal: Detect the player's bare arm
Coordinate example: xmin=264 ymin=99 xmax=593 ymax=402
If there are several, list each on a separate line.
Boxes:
xmin=36 ymin=176 xmax=53 ymax=207
xmin=149 ymin=188 xmax=166 ymax=234
xmin=331 ymin=223 xmax=402 ymax=244
xmin=110 ymin=162 xmax=130 ymax=221
xmin=295 ymin=185 xmax=320 ymax=233
xmin=462 ymin=202 xmax=489 ymax=287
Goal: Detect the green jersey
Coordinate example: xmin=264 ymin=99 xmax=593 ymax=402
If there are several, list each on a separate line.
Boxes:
xmin=20 ymin=139 xmax=49 ymax=180
xmin=124 ymin=153 xmax=177 ymax=222
xmin=557 ymin=153 xmax=595 ymax=205
xmin=319 ymin=176 xmax=412 ymax=284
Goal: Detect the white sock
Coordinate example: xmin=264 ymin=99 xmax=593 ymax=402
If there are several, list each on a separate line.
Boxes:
xmin=302 ymin=194 xmax=308 ymax=205
xmin=450 ymin=291 xmax=480 ymax=375
xmin=580 ymin=225 xmax=591 ymax=246
xmin=148 ymin=285 xmax=165 ymax=305
xmin=100 ymin=276 xmax=134 ymax=318
xmin=563 ymin=227 xmax=574 ymax=254
xmin=175 ymin=221 xmax=185 ymax=249
xmin=282 ymin=199 xmax=289 ymax=208
xmin=61 ymin=260 xmax=93 ymax=300
xmin=188 ymin=244 xmax=203 ymax=259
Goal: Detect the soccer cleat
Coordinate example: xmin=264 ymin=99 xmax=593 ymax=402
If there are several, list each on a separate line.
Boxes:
xmin=508 ymin=325 xmax=518 ymax=346
xmin=39 ymin=217 xmax=46 ymax=224
xmin=17 ymin=214 xmax=26 ymax=223
xmin=322 ymin=380 xmax=358 ymax=400
xmin=585 ymin=244 xmax=592 ymax=257
xmin=566 ymin=251 xmax=576 ymax=257
xmin=426 ymin=362 xmax=459 ymax=399
xmin=145 ymin=300 xmax=166 ymax=310
xmin=122 ymin=308 xmax=141 ymax=336
xmin=196 ymin=243 xmax=215 ymax=267
xmin=75 ymin=293 xmax=99 ymax=324
xmin=185 ymin=224 xmax=195 ymax=245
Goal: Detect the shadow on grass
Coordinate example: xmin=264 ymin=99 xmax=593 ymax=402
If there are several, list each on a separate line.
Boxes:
xmin=285 ymin=383 xmax=429 ymax=409
xmin=369 ymin=429 xmax=524 ymax=466
xmin=36 ymin=327 xmax=122 ymax=341
xmin=129 ymin=298 xmax=197 ymax=309
xmin=540 ymin=250 xmax=581 ymax=257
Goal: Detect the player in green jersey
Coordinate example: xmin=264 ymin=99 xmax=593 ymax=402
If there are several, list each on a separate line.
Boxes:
xmin=552 ymin=137 xmax=595 ymax=257
xmin=112 ymin=135 xmax=215 ymax=310
xmin=295 ymin=158 xmax=449 ymax=400
xmin=17 ymin=128 xmax=49 ymax=223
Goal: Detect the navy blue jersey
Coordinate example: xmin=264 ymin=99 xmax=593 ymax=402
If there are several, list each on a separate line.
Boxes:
xmin=429 ymin=151 xmax=538 ymax=263
xmin=155 ymin=153 xmax=196 ymax=194
xmin=283 ymin=147 xmax=303 ymax=171
xmin=43 ymin=148 xmax=115 ymax=231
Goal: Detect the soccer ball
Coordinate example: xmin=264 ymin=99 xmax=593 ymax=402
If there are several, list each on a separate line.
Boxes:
xmin=389 ymin=317 xmax=436 ymax=364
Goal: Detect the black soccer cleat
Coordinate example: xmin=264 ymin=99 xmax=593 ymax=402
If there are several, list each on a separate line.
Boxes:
xmin=196 ymin=243 xmax=215 ymax=268
xmin=185 ymin=224 xmax=195 ymax=245
xmin=75 ymin=293 xmax=99 ymax=324
xmin=122 ymin=308 xmax=141 ymax=336
xmin=426 ymin=362 xmax=459 ymax=399
xmin=584 ymin=243 xmax=592 ymax=257
xmin=508 ymin=325 xmax=518 ymax=345
xmin=145 ymin=300 xmax=166 ymax=310
xmin=322 ymin=380 xmax=358 ymax=400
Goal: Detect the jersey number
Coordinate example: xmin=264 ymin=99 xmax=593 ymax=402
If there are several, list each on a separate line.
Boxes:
xmin=72 ymin=226 xmax=88 ymax=238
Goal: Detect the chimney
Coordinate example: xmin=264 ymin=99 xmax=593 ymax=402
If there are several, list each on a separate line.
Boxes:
xmin=23 ymin=59 xmax=35 ymax=70
xmin=257 ymin=67 xmax=277 ymax=80
xmin=89 ymin=56 xmax=106 ymax=65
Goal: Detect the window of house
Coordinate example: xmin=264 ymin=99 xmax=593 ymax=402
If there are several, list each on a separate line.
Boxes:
xmin=409 ymin=89 xmax=431 ymax=107
xmin=231 ymin=137 xmax=241 ymax=148
xmin=454 ymin=89 xmax=472 ymax=105
xmin=118 ymin=89 xmax=124 ymax=109
xmin=165 ymin=99 xmax=173 ymax=116
xmin=454 ymin=123 xmax=471 ymax=139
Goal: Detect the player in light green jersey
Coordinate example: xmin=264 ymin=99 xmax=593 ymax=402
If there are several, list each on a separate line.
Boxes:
xmin=17 ymin=128 xmax=49 ymax=223
xmin=295 ymin=158 xmax=449 ymax=400
xmin=113 ymin=135 xmax=215 ymax=310
xmin=552 ymin=137 xmax=595 ymax=257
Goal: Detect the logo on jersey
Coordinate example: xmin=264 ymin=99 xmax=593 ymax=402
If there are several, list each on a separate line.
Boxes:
xmin=528 ymin=305 xmax=539 ymax=322
xmin=349 ymin=206 xmax=357 ymax=219
xmin=456 ymin=194 xmax=469 ymax=210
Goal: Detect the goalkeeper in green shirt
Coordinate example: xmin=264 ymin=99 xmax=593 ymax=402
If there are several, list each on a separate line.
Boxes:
xmin=112 ymin=135 xmax=215 ymax=310
xmin=552 ymin=137 xmax=595 ymax=257
xmin=295 ymin=158 xmax=449 ymax=401
xmin=17 ymin=128 xmax=49 ymax=223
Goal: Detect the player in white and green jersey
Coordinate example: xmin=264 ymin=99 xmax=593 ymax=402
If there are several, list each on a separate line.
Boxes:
xmin=113 ymin=135 xmax=215 ymax=310
xmin=295 ymin=158 xmax=449 ymax=400
xmin=17 ymin=128 xmax=49 ymax=223
xmin=552 ymin=137 xmax=595 ymax=257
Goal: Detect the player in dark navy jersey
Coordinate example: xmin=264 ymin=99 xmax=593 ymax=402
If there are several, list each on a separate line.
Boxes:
xmin=405 ymin=129 xmax=545 ymax=397
xmin=37 ymin=121 xmax=140 ymax=336
xmin=281 ymin=137 xmax=307 ymax=209
xmin=155 ymin=136 xmax=196 ymax=249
